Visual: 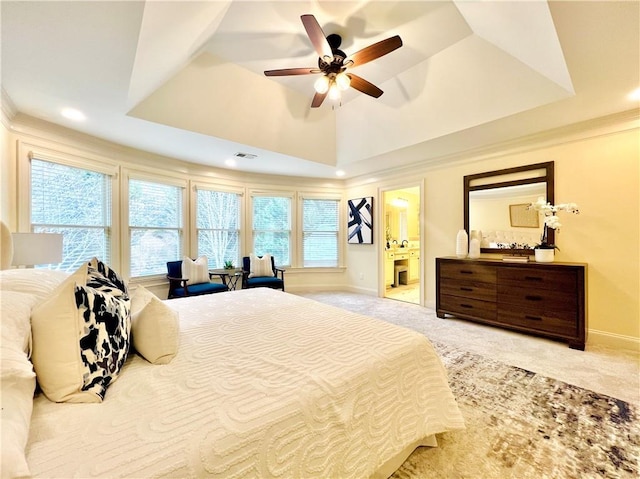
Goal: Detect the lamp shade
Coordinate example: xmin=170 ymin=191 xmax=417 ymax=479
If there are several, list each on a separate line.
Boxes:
xmin=314 ymin=75 xmax=330 ymax=94
xmin=11 ymin=233 xmax=63 ymax=266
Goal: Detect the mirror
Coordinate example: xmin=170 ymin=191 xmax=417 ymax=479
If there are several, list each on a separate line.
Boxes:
xmin=464 ymin=162 xmax=554 ymax=254
xmin=384 ymin=187 xmax=420 ymax=246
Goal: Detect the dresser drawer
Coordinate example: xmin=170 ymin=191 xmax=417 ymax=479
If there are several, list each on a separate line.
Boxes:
xmin=439 ymin=294 xmax=496 ymax=320
xmin=439 ymin=262 xmax=496 ymax=284
xmin=436 ymin=257 xmax=586 ymax=349
xmin=498 ymin=267 xmax=577 ymax=292
xmin=498 ymin=285 xmax=577 ymax=313
xmin=440 ymin=278 xmax=496 ymax=302
xmin=497 ymin=308 xmax=578 ymax=337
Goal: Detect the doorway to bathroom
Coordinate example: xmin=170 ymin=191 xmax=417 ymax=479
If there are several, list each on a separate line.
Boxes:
xmin=382 ymin=186 xmax=421 ymax=305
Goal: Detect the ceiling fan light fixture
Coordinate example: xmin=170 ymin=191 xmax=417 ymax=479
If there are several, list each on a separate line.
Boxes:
xmin=314 ymin=75 xmax=330 ymax=94
xmin=335 ymin=72 xmax=351 ymax=91
xmin=328 ymin=82 xmax=341 ymax=100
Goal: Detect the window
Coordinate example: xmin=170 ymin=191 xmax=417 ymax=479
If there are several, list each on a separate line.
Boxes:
xmin=196 ymin=188 xmax=241 ymax=269
xmin=302 ymin=198 xmax=339 ymax=267
xmin=129 ymin=179 xmax=183 ymax=277
xmin=252 ymin=195 xmax=291 ymax=266
xmin=30 ymin=158 xmax=111 ymax=271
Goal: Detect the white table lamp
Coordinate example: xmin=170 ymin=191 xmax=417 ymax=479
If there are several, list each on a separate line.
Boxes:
xmin=11 ymin=232 xmax=63 ymax=267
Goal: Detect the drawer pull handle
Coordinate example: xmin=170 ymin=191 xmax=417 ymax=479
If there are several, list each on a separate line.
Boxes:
xmin=460 ymin=270 xmax=473 ymax=275
xmin=525 ymin=295 xmax=543 ymax=301
xmin=524 ymin=276 xmax=543 ymax=282
xmin=460 ymin=303 xmax=473 ymax=309
xmin=525 ymin=315 xmax=543 ymax=321
xmin=460 ymin=287 xmax=473 ymax=292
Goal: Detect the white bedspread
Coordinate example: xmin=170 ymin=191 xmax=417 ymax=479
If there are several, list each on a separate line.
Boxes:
xmin=26 ymin=289 xmax=464 ymax=478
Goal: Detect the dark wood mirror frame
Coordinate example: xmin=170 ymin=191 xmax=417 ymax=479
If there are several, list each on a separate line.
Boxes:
xmin=464 ymin=161 xmax=555 ymax=254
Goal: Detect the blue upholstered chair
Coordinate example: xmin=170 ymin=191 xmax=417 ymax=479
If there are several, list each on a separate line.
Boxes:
xmin=166 ymin=260 xmax=229 ymax=299
xmin=241 ymin=255 xmax=285 ymax=291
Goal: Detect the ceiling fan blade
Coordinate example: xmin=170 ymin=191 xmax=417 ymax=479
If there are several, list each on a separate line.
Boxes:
xmin=348 ymin=74 xmax=383 ymax=98
xmin=311 ymin=91 xmax=327 ymax=108
xmin=301 ymin=14 xmax=333 ymax=60
xmin=348 ymin=35 xmax=403 ymax=68
xmin=264 ymin=68 xmax=320 ymax=77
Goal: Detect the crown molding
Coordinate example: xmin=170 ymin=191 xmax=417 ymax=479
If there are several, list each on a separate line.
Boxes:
xmin=1 ymin=88 xmax=17 ymax=129
xmin=344 ymin=108 xmax=640 ymax=188
xmin=8 ymin=113 xmax=345 ymax=190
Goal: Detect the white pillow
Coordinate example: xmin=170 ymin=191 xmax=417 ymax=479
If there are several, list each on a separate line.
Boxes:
xmin=1 ymin=349 xmax=36 ymax=479
xmin=31 ymin=263 xmax=131 ymax=403
xmin=0 ymin=269 xmax=69 ymax=302
xmin=0 ymin=290 xmax=38 ymax=479
xmin=0 ymin=291 xmax=39 ymax=355
xmin=130 ymin=286 xmax=179 ymax=365
xmin=182 ymin=256 xmax=210 ymax=285
xmin=249 ymin=253 xmax=274 ymax=278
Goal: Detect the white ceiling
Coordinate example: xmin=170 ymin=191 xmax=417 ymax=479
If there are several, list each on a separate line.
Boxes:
xmin=2 ymin=1 xmax=638 ymax=179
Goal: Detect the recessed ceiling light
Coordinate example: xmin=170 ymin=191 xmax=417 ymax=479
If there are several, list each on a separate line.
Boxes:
xmin=628 ymin=87 xmax=640 ymax=102
xmin=61 ymin=107 xmax=86 ymax=121
xmin=336 ymin=170 xmax=346 ymax=177
xmin=225 ymin=158 xmax=237 ymax=167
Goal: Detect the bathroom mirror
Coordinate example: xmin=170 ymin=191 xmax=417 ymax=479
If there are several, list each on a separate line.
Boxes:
xmin=463 ymin=162 xmax=554 ymax=254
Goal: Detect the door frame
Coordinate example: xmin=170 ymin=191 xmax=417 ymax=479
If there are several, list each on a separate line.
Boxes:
xmin=378 ymin=180 xmax=424 ymax=305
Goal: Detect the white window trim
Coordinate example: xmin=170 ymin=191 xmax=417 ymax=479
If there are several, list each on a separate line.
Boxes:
xmin=190 ymin=181 xmax=245 ymax=267
xmin=17 ymin=142 xmax=121 ymax=270
xmin=248 ymin=189 xmax=294 ymax=267
xmin=122 ymin=169 xmax=188 ymax=279
xmin=297 ymin=192 xmax=345 ymax=269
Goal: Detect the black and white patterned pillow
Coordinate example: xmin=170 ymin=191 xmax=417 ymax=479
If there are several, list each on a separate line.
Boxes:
xmin=88 ymin=257 xmax=128 ymax=298
xmin=75 ymin=284 xmax=130 ymax=400
xmin=31 ymin=263 xmax=131 ymax=403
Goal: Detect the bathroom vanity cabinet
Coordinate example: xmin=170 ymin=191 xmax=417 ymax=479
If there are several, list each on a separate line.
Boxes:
xmin=435 ymin=257 xmax=587 ymax=349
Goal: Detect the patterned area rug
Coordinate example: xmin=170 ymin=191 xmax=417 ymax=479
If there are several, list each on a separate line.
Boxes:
xmin=298 ymin=292 xmax=639 ymax=479
xmin=394 ymin=341 xmax=639 ymax=479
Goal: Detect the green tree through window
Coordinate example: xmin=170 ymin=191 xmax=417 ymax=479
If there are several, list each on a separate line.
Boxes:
xmin=252 ymin=196 xmax=291 ymax=266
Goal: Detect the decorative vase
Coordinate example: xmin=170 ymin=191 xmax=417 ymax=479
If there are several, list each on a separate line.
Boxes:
xmin=468 ymin=238 xmax=481 ymax=259
xmin=456 ymin=229 xmax=468 ymax=258
xmin=469 ymin=230 xmax=482 ymax=245
xmin=534 ymin=249 xmax=555 ymax=263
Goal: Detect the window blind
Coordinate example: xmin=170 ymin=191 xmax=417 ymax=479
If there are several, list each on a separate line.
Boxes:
xmin=30 ymin=158 xmax=111 ymax=271
xmin=303 ymin=199 xmax=339 ymax=267
xmin=196 ymin=189 xmax=241 ymax=269
xmin=129 ymin=179 xmax=182 ymax=277
xmin=252 ymin=196 xmax=291 ymax=266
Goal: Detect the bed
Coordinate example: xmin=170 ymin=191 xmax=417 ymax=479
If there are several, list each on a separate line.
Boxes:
xmin=1 ymin=263 xmax=464 ymax=478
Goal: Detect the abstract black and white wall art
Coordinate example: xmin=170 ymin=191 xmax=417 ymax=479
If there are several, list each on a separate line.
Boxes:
xmin=347 ymin=197 xmax=373 ymax=244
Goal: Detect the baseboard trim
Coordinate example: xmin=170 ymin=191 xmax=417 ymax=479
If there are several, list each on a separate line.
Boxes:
xmin=287 ymin=284 xmax=377 ymax=296
xmin=588 ymin=329 xmax=640 ymax=352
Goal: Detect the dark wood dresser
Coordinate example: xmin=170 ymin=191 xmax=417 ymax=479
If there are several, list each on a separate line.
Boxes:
xmin=436 ymin=257 xmax=587 ymax=349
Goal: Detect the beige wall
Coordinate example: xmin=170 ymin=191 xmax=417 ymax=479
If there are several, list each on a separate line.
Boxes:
xmin=1 ymin=117 xmax=348 ymax=295
xmin=0 ymin=120 xmax=16 ymax=228
xmin=346 ymin=118 xmax=639 ymax=350
xmin=3 ymin=113 xmax=638 ymax=349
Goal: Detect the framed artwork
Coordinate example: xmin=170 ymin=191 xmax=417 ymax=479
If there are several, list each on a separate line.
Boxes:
xmin=509 ymin=203 xmax=539 ymax=228
xmin=348 ymin=197 xmax=373 ymax=244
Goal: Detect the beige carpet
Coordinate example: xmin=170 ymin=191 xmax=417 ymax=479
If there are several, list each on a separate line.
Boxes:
xmin=298 ymin=291 xmax=640 ymax=479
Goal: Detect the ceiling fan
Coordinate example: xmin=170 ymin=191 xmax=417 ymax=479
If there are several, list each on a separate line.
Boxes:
xmin=264 ymin=14 xmax=402 ymax=108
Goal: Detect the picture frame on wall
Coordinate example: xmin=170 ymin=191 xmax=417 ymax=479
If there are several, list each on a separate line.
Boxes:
xmin=509 ymin=203 xmax=539 ymax=228
xmin=348 ymin=196 xmax=373 ymax=244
